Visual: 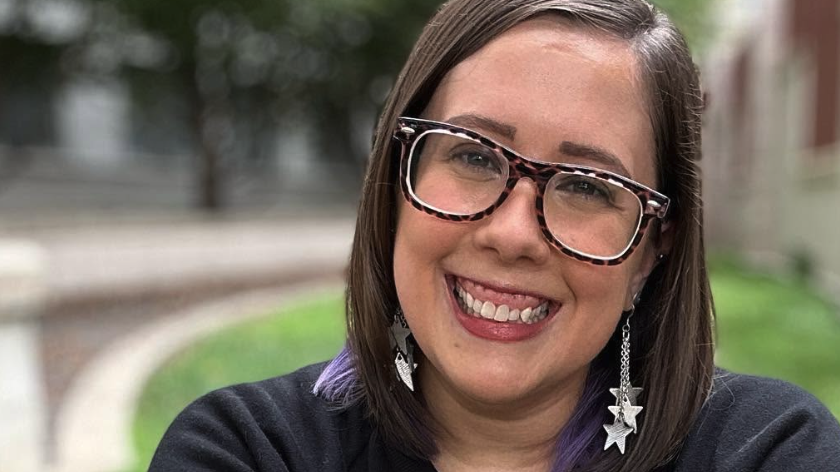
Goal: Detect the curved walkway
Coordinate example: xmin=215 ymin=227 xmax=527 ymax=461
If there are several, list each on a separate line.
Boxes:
xmin=49 ymin=280 xmax=343 ymax=472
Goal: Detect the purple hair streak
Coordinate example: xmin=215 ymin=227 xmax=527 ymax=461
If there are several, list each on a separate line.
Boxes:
xmin=312 ymin=346 xmax=363 ymax=407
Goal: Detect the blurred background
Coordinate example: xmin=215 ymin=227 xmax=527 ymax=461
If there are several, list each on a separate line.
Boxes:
xmin=0 ymin=0 xmax=837 ymax=471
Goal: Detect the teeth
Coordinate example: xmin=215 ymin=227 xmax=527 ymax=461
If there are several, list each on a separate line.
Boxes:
xmin=454 ymin=282 xmax=552 ymax=324
xmin=494 ymin=304 xmax=509 ymax=322
xmin=529 ymin=303 xmax=549 ymax=324
xmin=521 ymin=307 xmax=533 ymax=323
xmin=480 ymin=301 xmax=496 ymax=320
xmin=529 ymin=305 xmax=544 ymax=324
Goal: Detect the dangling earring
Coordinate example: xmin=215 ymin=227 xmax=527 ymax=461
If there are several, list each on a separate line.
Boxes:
xmin=389 ymin=308 xmax=417 ymax=391
xmin=603 ymin=304 xmax=645 ymax=454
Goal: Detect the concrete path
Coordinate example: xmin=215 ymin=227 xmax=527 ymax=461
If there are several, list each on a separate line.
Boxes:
xmin=0 ymin=215 xmax=355 ymax=472
xmin=28 ymin=216 xmax=355 ymax=422
xmin=14 ymin=216 xmax=355 ymax=302
xmin=49 ymin=281 xmax=343 ymax=472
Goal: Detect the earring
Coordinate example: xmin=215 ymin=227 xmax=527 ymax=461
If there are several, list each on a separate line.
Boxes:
xmin=389 ymin=309 xmax=417 ymax=391
xmin=603 ymin=307 xmax=645 ymax=454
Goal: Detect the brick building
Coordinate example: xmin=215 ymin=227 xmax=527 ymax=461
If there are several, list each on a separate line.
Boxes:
xmin=703 ymin=0 xmax=840 ymax=297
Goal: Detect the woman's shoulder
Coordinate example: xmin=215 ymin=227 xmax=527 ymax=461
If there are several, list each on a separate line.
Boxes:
xmin=149 ymin=362 xmax=370 ymax=471
xmin=671 ymin=369 xmax=840 ymax=472
xmin=703 ymin=369 xmax=836 ymax=419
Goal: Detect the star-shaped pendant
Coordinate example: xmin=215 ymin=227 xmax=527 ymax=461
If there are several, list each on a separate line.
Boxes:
xmin=610 ymin=385 xmax=644 ymax=405
xmin=389 ymin=317 xmax=413 ymax=355
xmin=603 ymin=418 xmax=633 ymax=454
xmin=394 ymin=351 xmax=417 ymax=391
xmin=608 ymin=401 xmax=644 ymax=433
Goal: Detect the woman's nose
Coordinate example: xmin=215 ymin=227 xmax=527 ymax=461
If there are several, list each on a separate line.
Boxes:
xmin=472 ymin=178 xmax=551 ymax=265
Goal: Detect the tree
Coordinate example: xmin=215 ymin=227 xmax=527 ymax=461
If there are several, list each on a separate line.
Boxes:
xmin=0 ymin=0 xmax=89 ymax=146
xmin=83 ymin=0 xmax=442 ymax=211
xmin=55 ymin=0 xmax=712 ymax=211
xmin=0 ymin=0 xmax=92 ymax=192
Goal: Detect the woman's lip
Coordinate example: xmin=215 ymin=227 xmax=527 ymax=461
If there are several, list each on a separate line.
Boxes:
xmin=445 ymin=274 xmax=560 ymax=312
xmin=446 ymin=276 xmax=557 ymax=342
xmin=447 ymin=274 xmax=557 ymax=304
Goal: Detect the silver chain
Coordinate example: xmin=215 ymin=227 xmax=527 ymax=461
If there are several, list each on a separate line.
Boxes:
xmin=617 ymin=312 xmax=633 ymax=420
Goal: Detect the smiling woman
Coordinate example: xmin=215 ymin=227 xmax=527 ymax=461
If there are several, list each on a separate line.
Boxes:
xmin=149 ymin=1 xmax=840 ymax=471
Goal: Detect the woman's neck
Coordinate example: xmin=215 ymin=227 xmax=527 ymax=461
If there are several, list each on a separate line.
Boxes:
xmin=421 ymin=365 xmax=587 ymax=472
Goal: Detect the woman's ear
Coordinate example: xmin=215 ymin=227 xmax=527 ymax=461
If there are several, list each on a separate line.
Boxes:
xmin=625 ymin=220 xmax=674 ymax=309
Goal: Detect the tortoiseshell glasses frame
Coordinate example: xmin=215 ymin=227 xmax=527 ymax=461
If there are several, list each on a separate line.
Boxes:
xmin=392 ymin=117 xmax=671 ymax=266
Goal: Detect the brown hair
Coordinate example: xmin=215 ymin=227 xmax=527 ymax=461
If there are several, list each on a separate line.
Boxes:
xmin=322 ymin=1 xmax=714 ymax=470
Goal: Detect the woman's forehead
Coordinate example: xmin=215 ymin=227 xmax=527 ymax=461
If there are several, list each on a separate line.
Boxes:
xmin=421 ymin=18 xmax=657 ymax=187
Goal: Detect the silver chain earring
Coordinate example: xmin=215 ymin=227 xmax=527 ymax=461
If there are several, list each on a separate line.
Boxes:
xmin=389 ymin=309 xmax=417 ymax=391
xmin=603 ymin=307 xmax=644 ymax=454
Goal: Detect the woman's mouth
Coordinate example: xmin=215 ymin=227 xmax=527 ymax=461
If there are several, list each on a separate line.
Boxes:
xmin=453 ymin=279 xmax=550 ymax=324
xmin=446 ymin=275 xmax=559 ymax=342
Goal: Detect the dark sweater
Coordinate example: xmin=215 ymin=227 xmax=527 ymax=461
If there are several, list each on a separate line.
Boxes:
xmin=149 ymin=364 xmax=840 ymax=471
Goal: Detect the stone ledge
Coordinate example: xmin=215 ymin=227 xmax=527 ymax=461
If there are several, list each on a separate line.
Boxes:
xmin=0 ymin=239 xmax=46 ymax=322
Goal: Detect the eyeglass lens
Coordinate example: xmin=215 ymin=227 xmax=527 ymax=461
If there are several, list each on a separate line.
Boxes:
xmin=407 ymin=131 xmax=643 ymax=258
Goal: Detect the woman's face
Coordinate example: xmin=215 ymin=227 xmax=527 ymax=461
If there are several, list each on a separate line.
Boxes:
xmin=393 ymin=18 xmax=662 ymax=407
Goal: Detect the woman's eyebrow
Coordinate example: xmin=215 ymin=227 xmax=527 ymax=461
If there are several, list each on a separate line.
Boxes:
xmin=446 ymin=114 xmax=517 ymax=140
xmin=560 ymin=141 xmax=632 ymax=178
xmin=446 ymin=113 xmax=632 ymax=178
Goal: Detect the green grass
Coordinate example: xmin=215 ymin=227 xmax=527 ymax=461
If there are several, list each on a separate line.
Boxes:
xmin=130 ymin=261 xmax=840 ymax=469
xmin=129 ymin=293 xmax=346 ymax=472
xmin=711 ymin=257 xmax=840 ymax=417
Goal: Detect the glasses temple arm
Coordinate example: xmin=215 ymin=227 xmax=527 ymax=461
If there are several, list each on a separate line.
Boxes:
xmin=644 ymin=199 xmax=670 ymax=219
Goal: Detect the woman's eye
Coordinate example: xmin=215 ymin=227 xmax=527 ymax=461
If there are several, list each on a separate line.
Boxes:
xmin=557 ymin=178 xmax=612 ymax=202
xmin=572 ymin=181 xmax=601 ymax=196
xmin=460 ymin=152 xmax=494 ymax=167
xmin=449 ymin=147 xmax=503 ymax=173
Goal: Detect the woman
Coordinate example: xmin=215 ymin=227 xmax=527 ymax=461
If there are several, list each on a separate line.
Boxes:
xmin=150 ymin=0 xmax=840 ymax=471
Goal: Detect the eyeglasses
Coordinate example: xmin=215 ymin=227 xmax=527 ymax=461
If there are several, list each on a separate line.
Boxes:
xmin=392 ymin=117 xmax=670 ymax=266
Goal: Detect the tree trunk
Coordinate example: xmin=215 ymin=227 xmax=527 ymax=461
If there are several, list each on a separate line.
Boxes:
xmin=196 ymin=110 xmax=223 ymax=211
xmin=316 ymin=101 xmax=365 ymax=192
xmin=187 ymin=73 xmax=224 ymax=212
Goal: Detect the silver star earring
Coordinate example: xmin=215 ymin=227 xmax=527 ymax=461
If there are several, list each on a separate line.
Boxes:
xmin=389 ymin=309 xmax=417 ymax=391
xmin=603 ymin=305 xmax=645 ymax=454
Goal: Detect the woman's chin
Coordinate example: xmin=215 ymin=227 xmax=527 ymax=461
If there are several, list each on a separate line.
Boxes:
xmin=423 ymin=361 xmax=547 ymax=407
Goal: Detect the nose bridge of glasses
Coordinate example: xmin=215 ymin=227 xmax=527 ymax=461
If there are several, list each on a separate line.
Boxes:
xmin=485 ymin=176 xmax=548 ymax=244
xmin=506 ymin=154 xmax=559 ymax=192
xmin=495 ymin=175 xmax=542 ymax=222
